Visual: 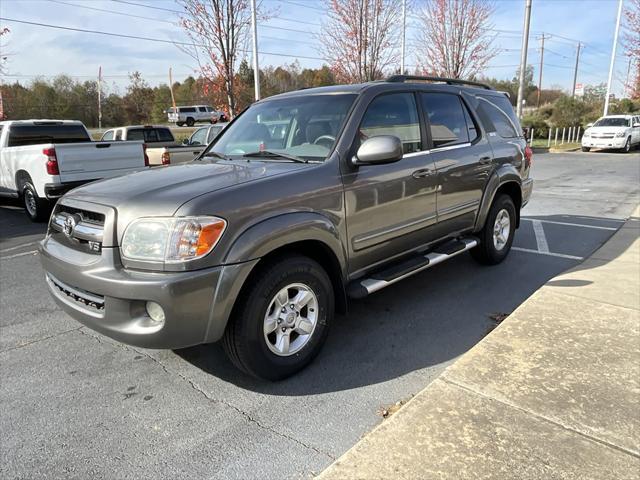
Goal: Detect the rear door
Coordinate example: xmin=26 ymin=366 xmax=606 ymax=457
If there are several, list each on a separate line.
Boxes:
xmin=420 ymin=91 xmax=494 ymax=233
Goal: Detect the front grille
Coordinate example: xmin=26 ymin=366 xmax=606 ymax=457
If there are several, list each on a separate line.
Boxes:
xmin=47 ymin=274 xmax=105 ymax=315
xmin=56 ymin=205 xmax=105 ymax=226
xmin=591 ymin=134 xmax=615 ymax=139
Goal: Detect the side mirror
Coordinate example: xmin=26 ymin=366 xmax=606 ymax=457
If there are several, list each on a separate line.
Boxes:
xmin=586 ymin=123 xmax=594 ymax=128
xmin=182 ymin=138 xmax=189 ymax=145
xmin=352 ymin=135 xmax=403 ymax=166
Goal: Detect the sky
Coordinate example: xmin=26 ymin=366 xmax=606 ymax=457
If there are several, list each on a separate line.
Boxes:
xmin=0 ymin=0 xmax=633 ymax=98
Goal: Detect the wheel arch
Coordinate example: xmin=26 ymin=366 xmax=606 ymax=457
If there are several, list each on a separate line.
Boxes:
xmin=475 ymin=170 xmax=523 ymax=232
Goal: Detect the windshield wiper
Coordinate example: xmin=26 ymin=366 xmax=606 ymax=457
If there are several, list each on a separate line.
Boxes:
xmin=242 ymin=150 xmax=308 ymax=163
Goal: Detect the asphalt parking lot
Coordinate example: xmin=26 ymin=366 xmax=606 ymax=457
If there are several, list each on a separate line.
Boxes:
xmin=1 ymin=150 xmax=639 ymax=479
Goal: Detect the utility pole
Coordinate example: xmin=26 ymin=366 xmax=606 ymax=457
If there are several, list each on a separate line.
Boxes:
xmin=250 ymin=0 xmax=260 ymax=101
xmin=604 ymin=0 xmax=623 ymax=116
xmin=536 ymin=34 xmax=548 ymax=108
xmin=401 ymin=0 xmax=406 ymax=74
xmin=571 ymin=42 xmax=581 ymax=98
xmin=97 ymin=66 xmax=102 ymax=130
xmin=516 ymin=0 xmax=533 ymax=119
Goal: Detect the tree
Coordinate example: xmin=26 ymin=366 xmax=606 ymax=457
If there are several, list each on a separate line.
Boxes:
xmin=414 ymin=0 xmax=499 ymax=79
xmin=177 ymin=0 xmax=256 ymax=117
xmin=549 ymin=96 xmax=588 ymax=127
xmin=320 ymin=0 xmax=400 ymax=83
xmin=123 ymin=72 xmax=154 ymax=124
xmin=623 ymin=0 xmax=640 ymax=99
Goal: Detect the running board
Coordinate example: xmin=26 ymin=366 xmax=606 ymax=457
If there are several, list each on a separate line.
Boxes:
xmin=347 ymin=237 xmax=478 ymax=299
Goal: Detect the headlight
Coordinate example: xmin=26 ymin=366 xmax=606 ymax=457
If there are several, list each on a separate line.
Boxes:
xmin=121 ymin=216 xmax=226 ymax=262
xmin=615 ymin=132 xmax=626 ymax=137
xmin=583 ymin=130 xmax=590 ymax=138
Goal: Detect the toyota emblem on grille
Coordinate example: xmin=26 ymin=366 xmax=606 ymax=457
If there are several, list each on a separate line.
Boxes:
xmin=63 ymin=215 xmax=78 ymax=237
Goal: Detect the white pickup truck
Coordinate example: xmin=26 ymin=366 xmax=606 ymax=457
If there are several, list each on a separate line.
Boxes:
xmin=0 ymin=120 xmax=148 ymax=221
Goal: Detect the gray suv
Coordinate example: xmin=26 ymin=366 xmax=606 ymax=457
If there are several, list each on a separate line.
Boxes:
xmin=40 ymin=76 xmax=533 ymax=380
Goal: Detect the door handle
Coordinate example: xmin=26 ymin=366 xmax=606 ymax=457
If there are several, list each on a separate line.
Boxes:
xmin=479 ymin=156 xmax=492 ymax=165
xmin=412 ymin=168 xmax=434 ymax=179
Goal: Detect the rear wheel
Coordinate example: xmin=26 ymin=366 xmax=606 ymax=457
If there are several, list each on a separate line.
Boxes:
xmin=176 ymin=121 xmax=184 ymax=127
xmin=581 ymin=146 xmax=590 ymax=152
xmin=471 ymin=194 xmax=516 ymax=265
xmin=223 ymin=255 xmax=334 ymax=381
xmin=186 ymin=117 xmax=195 ymax=127
xmin=21 ymin=181 xmax=50 ymax=222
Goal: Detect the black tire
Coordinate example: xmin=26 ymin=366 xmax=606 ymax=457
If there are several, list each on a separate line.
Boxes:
xmin=471 ymin=194 xmax=516 ymax=265
xmin=21 ymin=181 xmax=51 ymax=222
xmin=223 ymin=255 xmax=334 ymax=381
xmin=186 ymin=117 xmax=195 ymax=127
xmin=176 ymin=121 xmax=184 ymax=127
xmin=581 ymin=146 xmax=590 ymax=152
xmin=621 ymin=137 xmax=631 ymax=153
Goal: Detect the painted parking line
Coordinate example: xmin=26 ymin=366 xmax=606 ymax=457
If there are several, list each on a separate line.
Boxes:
xmin=0 ymin=250 xmax=38 ymax=260
xmin=530 ymin=220 xmax=550 ymax=253
xmin=0 ymin=241 xmax=39 ymax=254
xmin=512 ymin=247 xmax=583 ymax=261
xmin=521 ymin=218 xmax=619 ymax=231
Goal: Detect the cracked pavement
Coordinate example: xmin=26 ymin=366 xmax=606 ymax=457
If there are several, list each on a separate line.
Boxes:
xmin=1 ymin=151 xmax=639 ymax=479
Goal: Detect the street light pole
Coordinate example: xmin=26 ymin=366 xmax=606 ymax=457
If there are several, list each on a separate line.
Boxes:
xmin=604 ymin=0 xmax=623 ymax=116
xmin=571 ymin=42 xmax=581 ymax=98
xmin=516 ymin=0 xmax=533 ymax=119
xmin=401 ymin=0 xmax=406 ymax=74
xmin=250 ymin=0 xmax=260 ymax=101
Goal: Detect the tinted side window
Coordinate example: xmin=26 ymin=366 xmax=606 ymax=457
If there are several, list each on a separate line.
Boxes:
xmin=421 ymin=93 xmax=474 ymax=148
xmin=7 ymin=124 xmax=91 ymax=147
xmin=157 ymin=128 xmax=174 ymax=142
xmin=127 ymin=129 xmax=144 ymax=141
xmin=143 ymin=129 xmax=159 ymax=143
xmin=102 ymin=130 xmax=115 ymax=141
xmin=360 ymin=93 xmax=421 ymax=154
xmin=477 ymin=94 xmax=521 ymax=138
xmin=180 ymin=107 xmax=196 ymax=113
xmin=198 ymin=107 xmax=207 ymax=112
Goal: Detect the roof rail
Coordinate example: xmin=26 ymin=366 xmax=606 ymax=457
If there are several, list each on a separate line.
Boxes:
xmin=385 ymin=75 xmax=493 ymax=90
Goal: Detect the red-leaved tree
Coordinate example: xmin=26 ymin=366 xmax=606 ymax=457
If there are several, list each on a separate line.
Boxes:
xmin=320 ymin=0 xmax=400 ymax=83
xmin=623 ymin=0 xmax=640 ymax=99
xmin=414 ymin=0 xmax=498 ymax=79
xmin=177 ymin=0 xmax=254 ymax=117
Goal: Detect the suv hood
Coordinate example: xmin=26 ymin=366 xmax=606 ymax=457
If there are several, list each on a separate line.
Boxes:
xmin=65 ymin=160 xmax=307 ymax=217
xmin=587 ymin=125 xmax=629 ymax=134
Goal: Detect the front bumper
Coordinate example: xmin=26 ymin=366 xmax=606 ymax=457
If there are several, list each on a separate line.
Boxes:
xmin=582 ymin=137 xmax=627 ymax=149
xmin=39 ymin=235 xmax=257 ymax=349
xmin=44 ymin=181 xmax=95 ymax=199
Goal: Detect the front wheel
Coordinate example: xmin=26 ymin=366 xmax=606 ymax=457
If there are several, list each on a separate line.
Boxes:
xmin=223 ymin=255 xmax=334 ymax=381
xmin=186 ymin=117 xmax=195 ymax=127
xmin=471 ymin=194 xmax=516 ymax=265
xmin=22 ymin=182 xmax=51 ymax=222
xmin=176 ymin=121 xmax=184 ymax=127
xmin=581 ymin=146 xmax=590 ymax=152
xmin=621 ymin=137 xmax=631 ymax=153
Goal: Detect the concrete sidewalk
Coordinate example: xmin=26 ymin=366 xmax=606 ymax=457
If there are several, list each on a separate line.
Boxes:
xmin=320 ymin=207 xmax=640 ymax=480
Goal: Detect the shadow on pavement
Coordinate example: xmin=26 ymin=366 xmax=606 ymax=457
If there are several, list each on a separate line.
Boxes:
xmin=0 ymin=198 xmax=47 ymax=243
xmin=175 ymin=212 xmax=634 ymax=395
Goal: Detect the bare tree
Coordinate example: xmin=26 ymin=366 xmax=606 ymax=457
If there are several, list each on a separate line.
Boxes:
xmin=623 ymin=0 xmax=640 ymax=99
xmin=177 ymin=0 xmax=254 ymax=117
xmin=320 ymin=0 xmax=400 ymax=83
xmin=414 ymin=0 xmax=498 ymax=79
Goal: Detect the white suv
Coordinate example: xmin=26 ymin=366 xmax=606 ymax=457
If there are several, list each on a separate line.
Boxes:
xmin=167 ymin=105 xmax=226 ymax=127
xmin=582 ymin=114 xmax=640 ymax=153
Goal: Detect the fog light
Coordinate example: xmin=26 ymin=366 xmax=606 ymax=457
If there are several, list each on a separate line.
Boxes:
xmin=145 ymin=301 xmax=165 ymax=324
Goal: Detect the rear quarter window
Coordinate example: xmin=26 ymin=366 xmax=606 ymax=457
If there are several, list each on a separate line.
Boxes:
xmin=476 ymin=94 xmax=522 ymax=138
xmin=7 ymin=124 xmax=91 ymax=147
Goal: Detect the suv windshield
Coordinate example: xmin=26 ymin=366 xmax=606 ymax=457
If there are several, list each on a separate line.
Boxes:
xmin=208 ymin=94 xmax=357 ymax=162
xmin=594 ymin=117 xmax=630 ymax=127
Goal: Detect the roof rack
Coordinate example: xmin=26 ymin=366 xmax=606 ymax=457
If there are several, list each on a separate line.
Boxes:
xmin=385 ymin=75 xmax=493 ymax=90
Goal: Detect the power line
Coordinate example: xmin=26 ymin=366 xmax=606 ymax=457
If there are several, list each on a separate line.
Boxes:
xmin=111 ymin=0 xmax=182 ymax=14
xmin=0 ymin=17 xmax=327 ymax=61
xmin=48 ymin=0 xmax=175 ymax=25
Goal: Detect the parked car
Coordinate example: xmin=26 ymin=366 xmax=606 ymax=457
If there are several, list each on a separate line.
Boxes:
xmin=581 ymin=114 xmax=640 ymax=152
xmin=0 ymin=120 xmax=148 ymax=221
xmin=100 ymin=125 xmax=177 ymax=147
xmin=40 ymin=76 xmax=533 ymax=380
xmin=143 ymin=124 xmax=229 ymax=166
xmin=167 ymin=105 xmax=225 ymax=126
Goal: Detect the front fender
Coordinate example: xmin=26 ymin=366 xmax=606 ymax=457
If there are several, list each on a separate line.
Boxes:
xmin=474 ymin=165 xmax=522 ymax=232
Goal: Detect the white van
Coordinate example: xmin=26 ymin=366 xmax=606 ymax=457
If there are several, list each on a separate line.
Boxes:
xmin=167 ymin=105 xmax=226 ymax=127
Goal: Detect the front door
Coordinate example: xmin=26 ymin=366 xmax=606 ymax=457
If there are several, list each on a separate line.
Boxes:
xmin=343 ymin=92 xmax=439 ymax=277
